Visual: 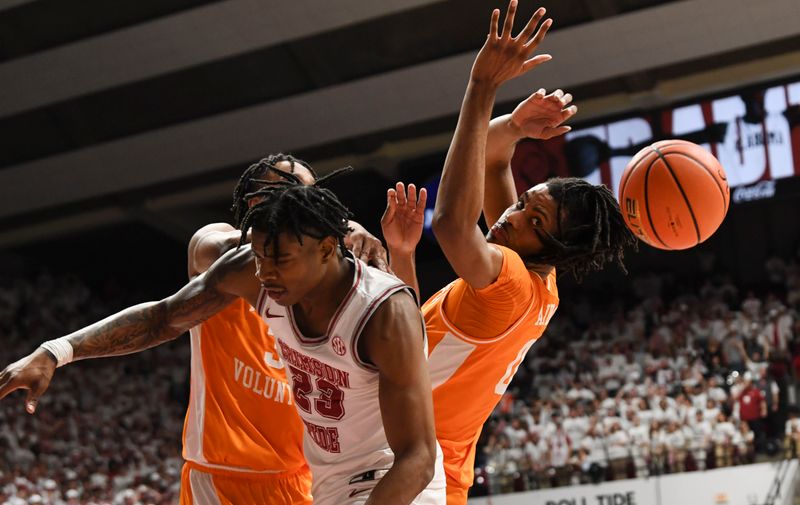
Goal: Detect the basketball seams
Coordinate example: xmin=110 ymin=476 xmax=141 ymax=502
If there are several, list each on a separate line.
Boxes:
xmin=653 ymin=147 xmax=701 ymax=246
xmin=619 ymin=150 xmax=649 ymax=204
xmin=642 ymin=152 xmax=670 ymax=249
xmin=660 ymin=150 xmax=729 ymax=215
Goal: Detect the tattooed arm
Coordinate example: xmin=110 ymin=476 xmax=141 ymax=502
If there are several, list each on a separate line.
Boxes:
xmin=0 ymin=246 xmax=259 ymax=413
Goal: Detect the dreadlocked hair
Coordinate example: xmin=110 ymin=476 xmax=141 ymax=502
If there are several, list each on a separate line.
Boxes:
xmin=525 ymin=177 xmax=638 ymax=282
xmin=231 ymin=153 xmax=317 ymax=228
xmin=238 ymin=167 xmax=354 ymax=259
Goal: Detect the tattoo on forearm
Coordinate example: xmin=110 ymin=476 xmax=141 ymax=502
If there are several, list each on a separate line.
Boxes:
xmin=68 ymin=273 xmax=234 ymax=360
xmin=69 ymin=302 xmax=172 ymax=359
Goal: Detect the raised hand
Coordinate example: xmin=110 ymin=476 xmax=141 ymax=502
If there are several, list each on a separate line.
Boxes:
xmin=510 ymin=88 xmax=577 ymax=140
xmin=470 ymin=0 xmax=552 ymax=88
xmin=381 ymin=182 xmax=428 ymax=257
xmin=0 ymin=348 xmax=56 ymax=414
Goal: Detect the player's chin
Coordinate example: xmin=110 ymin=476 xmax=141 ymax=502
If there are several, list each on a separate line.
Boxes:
xmin=485 ymin=231 xmax=504 ymax=246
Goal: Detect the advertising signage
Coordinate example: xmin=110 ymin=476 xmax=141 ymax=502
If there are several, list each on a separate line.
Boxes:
xmin=511 ymin=78 xmax=800 ymax=205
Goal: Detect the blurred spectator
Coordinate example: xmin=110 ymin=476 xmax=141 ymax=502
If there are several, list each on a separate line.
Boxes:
xmin=0 ymin=272 xmax=185 ymax=505
xmin=736 ymin=373 xmax=767 ymax=451
xmin=472 ymin=252 xmax=800 ymax=496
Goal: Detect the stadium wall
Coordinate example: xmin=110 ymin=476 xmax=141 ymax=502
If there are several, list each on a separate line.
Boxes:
xmin=468 ymin=461 xmax=800 ymax=505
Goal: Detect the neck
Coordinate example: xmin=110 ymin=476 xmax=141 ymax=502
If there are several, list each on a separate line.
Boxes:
xmin=297 ymin=254 xmax=352 ymax=315
xmin=527 ymin=262 xmax=555 ymax=279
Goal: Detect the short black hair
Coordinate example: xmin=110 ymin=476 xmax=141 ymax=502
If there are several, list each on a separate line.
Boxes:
xmin=238 ymin=166 xmax=353 ymax=258
xmin=231 ymin=153 xmax=317 ymax=228
xmin=525 ymin=177 xmax=637 ymax=281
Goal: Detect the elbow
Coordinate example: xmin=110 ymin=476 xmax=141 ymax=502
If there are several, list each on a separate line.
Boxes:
xmin=430 ymin=212 xmax=447 ymax=235
xmin=416 ymin=440 xmax=438 ymax=490
xmin=397 ymin=439 xmax=437 ymax=493
xmin=431 ymin=212 xmax=458 ymax=241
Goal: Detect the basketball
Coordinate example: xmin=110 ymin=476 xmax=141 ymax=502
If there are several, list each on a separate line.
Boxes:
xmin=618 ymin=139 xmax=730 ymax=250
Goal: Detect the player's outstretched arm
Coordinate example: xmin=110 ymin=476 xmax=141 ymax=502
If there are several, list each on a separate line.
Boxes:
xmin=380 ymin=182 xmax=427 ymax=300
xmin=0 ymin=247 xmax=257 ymax=414
xmin=362 ymin=292 xmax=437 ymax=504
xmin=432 ymin=0 xmax=551 ymax=288
xmin=483 ymin=89 xmax=576 ymax=228
xmin=188 ymin=220 xmax=388 ymax=276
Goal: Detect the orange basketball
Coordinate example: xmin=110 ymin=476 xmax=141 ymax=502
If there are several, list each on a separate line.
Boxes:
xmin=618 ymin=139 xmax=730 ymax=250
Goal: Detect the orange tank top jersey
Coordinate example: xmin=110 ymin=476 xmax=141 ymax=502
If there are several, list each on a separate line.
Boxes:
xmin=423 ymin=245 xmax=559 ymax=491
xmin=183 ymin=296 xmax=306 ymax=475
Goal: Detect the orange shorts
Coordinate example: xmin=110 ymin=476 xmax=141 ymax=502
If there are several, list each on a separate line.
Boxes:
xmin=445 ymin=482 xmax=469 ymax=505
xmin=180 ymin=463 xmax=313 ymax=505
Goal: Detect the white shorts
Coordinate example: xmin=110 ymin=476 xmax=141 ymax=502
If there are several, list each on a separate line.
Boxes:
xmin=312 ymin=446 xmax=446 ymax=505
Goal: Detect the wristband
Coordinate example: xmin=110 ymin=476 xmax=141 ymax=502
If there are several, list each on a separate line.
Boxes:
xmin=39 ymin=337 xmax=74 ymax=368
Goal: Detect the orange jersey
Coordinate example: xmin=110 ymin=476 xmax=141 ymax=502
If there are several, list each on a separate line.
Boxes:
xmin=423 ymin=245 xmax=559 ymax=494
xmin=183 ymin=297 xmax=306 ymax=476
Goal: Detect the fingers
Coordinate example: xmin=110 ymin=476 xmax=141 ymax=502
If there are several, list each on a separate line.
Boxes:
xmin=25 ymin=380 xmax=49 ymax=415
xmin=562 ymin=104 xmax=578 ymax=121
xmin=521 ymin=53 xmax=552 ymax=73
xmin=371 ymin=247 xmax=390 ymax=272
xmin=416 ymin=188 xmax=428 ymax=214
xmin=386 ymin=181 xmax=426 ymax=212
xmin=395 ymin=182 xmax=407 ymax=208
xmin=541 ymin=125 xmax=573 ymax=140
xmin=407 ymin=183 xmax=417 ymax=209
xmin=25 ymin=389 xmax=38 ymax=414
xmin=382 ymin=188 xmax=397 ymax=224
xmin=350 ymin=236 xmax=363 ymax=260
xmin=524 ymin=17 xmax=552 ymax=49
xmin=517 ymin=6 xmax=546 ymax=41
xmin=489 ymin=8 xmax=500 ymax=38
xmin=501 ymin=0 xmax=518 ymax=39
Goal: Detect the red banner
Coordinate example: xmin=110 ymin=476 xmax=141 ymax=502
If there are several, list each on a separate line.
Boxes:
xmin=512 ymin=79 xmax=800 ymax=203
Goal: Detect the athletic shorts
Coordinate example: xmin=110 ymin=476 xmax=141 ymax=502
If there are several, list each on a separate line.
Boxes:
xmin=445 ymin=481 xmax=469 ymax=505
xmin=180 ymin=463 xmax=312 ymax=505
xmin=310 ymin=448 xmax=446 ymax=505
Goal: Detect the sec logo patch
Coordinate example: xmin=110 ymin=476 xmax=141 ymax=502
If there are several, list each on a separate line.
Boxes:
xmin=331 ymin=336 xmax=346 ymax=356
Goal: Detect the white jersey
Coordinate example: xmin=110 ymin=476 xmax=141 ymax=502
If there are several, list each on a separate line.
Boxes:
xmin=258 ymin=258 xmax=445 ymax=505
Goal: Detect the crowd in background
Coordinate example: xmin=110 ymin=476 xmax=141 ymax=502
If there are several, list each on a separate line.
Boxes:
xmin=0 ymin=273 xmax=187 ymax=505
xmin=3 ymin=250 xmax=800 ymax=503
xmin=470 ymin=251 xmax=800 ymax=497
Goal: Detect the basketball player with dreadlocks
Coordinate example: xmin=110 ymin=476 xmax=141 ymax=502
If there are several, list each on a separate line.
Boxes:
xmin=176 ymin=154 xmax=386 ymax=504
xmin=382 ymin=3 xmax=636 ymax=503
xmin=0 ymin=156 xmax=412 ymax=505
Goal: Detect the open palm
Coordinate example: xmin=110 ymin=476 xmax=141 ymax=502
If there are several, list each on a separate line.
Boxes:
xmin=470 ymin=1 xmax=552 ymax=87
xmin=381 ymin=182 xmax=427 ymax=257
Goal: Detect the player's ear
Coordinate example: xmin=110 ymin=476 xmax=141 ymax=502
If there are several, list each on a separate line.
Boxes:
xmin=319 ymin=236 xmax=338 ymax=262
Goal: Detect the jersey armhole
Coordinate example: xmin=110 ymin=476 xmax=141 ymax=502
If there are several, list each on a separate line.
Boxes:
xmin=352 ymin=286 xmax=417 ymax=371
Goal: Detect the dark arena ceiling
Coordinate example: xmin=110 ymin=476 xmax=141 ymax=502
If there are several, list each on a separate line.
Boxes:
xmin=0 ymin=0 xmax=799 ymax=247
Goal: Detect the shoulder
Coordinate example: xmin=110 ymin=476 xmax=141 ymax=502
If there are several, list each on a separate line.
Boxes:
xmin=360 ymin=289 xmax=425 ymax=371
xmin=459 ymin=244 xmax=538 ymax=299
xmin=361 ymin=289 xmax=422 ymax=348
xmin=188 ymin=223 xmax=241 ymax=278
xmin=367 ymin=289 xmax=418 ymax=324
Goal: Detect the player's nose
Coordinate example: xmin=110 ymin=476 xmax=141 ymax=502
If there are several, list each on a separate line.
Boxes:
xmin=255 ymin=260 xmax=278 ymax=282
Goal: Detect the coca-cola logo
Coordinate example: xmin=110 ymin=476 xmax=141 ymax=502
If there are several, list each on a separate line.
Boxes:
xmin=732 ymin=180 xmax=776 ymax=204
